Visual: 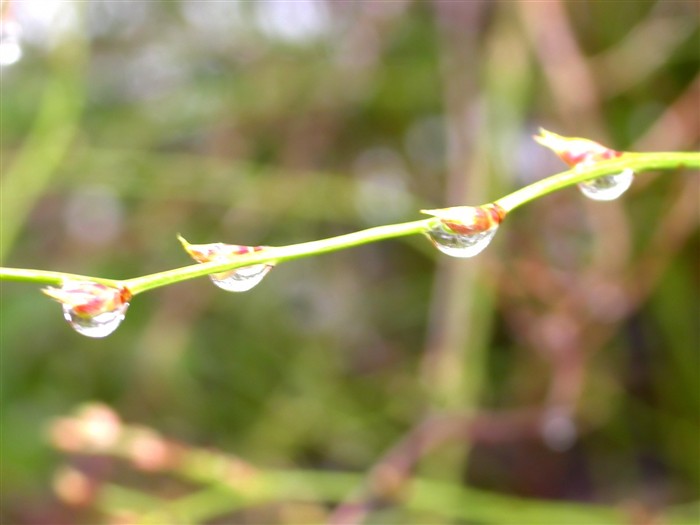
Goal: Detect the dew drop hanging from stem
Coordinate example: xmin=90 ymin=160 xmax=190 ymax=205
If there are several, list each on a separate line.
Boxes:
xmin=421 ymin=204 xmax=505 ymax=259
xmin=62 ymin=302 xmax=129 ymax=338
xmin=178 ymin=235 xmax=275 ymax=292
xmin=578 ymin=169 xmax=634 ymax=201
xmin=208 ymin=263 xmax=274 ymax=292
xmin=43 ymin=281 xmax=131 ymax=338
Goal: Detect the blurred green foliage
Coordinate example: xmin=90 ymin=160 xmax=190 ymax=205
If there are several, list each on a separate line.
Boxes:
xmin=1 ymin=1 xmax=698 ymax=523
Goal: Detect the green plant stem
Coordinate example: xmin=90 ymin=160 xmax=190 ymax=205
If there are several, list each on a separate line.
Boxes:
xmin=1 ymin=151 xmax=697 ymax=295
xmin=126 ymin=218 xmax=433 ymax=295
xmin=0 ymin=267 xmax=120 ymax=287
xmin=98 ymin=469 xmax=626 ymax=524
xmin=495 ymin=152 xmax=699 ymax=212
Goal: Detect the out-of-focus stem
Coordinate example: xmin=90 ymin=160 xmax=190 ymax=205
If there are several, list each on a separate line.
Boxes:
xmin=0 ymin=6 xmax=86 ymax=263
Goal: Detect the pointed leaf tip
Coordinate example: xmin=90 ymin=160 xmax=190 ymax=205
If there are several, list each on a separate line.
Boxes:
xmin=532 ymin=128 xmax=620 ymax=167
xmin=176 ymin=234 xmax=190 ymax=248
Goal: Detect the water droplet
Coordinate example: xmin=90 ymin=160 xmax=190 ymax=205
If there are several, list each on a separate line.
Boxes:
xmin=63 ymin=301 xmax=129 ymax=338
xmin=0 ymin=21 xmax=22 ymax=67
xmin=44 ymin=281 xmax=131 ymax=338
xmin=578 ymin=169 xmax=634 ymax=201
xmin=422 ymin=204 xmax=504 ymax=259
xmin=178 ymin=236 xmax=275 ymax=292
xmin=209 ymin=264 xmax=273 ymax=292
xmin=427 ymin=225 xmax=498 ymax=258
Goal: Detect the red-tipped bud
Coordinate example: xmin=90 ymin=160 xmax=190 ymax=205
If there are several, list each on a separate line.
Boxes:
xmin=43 ymin=281 xmax=131 ymax=318
xmin=178 ymin=235 xmax=266 ymax=264
xmin=177 ymin=235 xmax=274 ymax=292
xmin=421 ymin=203 xmax=506 ymax=235
xmin=533 ymin=128 xmax=622 ymax=167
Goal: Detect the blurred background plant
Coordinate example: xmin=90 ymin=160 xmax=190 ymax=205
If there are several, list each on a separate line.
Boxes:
xmin=1 ymin=1 xmax=698 ymax=523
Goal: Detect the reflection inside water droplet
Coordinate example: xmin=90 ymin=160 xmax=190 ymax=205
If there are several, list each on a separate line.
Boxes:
xmin=578 ymin=169 xmax=634 ymax=201
xmin=426 ymin=225 xmax=498 ymax=258
xmin=64 ymin=302 xmax=129 ymax=338
xmin=210 ymin=264 xmax=274 ymax=292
